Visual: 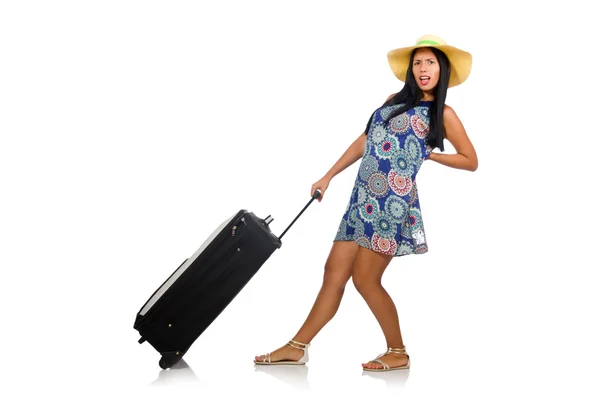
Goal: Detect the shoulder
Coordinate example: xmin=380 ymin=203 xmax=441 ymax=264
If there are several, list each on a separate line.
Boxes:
xmin=442 ymin=104 xmax=463 ymax=126
xmin=443 ymin=104 xmax=457 ymax=119
xmin=441 ymin=104 xmax=466 ymax=137
xmin=381 ymin=93 xmax=396 ymax=105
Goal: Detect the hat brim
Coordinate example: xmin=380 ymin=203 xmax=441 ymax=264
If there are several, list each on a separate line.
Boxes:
xmin=387 ymin=44 xmax=472 ymax=88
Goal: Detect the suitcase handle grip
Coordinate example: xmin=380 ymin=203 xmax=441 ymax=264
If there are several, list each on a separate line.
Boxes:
xmin=278 ymin=189 xmax=321 ymax=241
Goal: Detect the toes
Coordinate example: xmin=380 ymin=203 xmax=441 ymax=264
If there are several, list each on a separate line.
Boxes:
xmin=365 ymin=362 xmax=381 ymax=369
xmin=363 ymin=361 xmax=381 ymax=369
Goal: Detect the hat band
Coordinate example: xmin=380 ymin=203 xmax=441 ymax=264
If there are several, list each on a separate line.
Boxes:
xmin=416 ymin=39 xmax=441 ymax=46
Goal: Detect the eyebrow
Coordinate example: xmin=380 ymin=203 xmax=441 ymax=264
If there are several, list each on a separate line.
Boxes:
xmin=414 ymin=58 xmax=436 ymax=62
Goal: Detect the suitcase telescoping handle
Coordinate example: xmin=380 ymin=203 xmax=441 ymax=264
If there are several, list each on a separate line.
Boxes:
xmin=278 ymin=189 xmax=322 ymax=240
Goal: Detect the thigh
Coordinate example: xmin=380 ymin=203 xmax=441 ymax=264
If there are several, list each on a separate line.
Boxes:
xmin=351 ymin=246 xmax=394 ymax=284
xmin=323 ymin=241 xmax=360 ymax=285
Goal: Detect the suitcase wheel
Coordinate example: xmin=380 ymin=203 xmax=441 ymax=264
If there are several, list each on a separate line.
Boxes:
xmin=159 ymin=351 xmax=183 ymax=369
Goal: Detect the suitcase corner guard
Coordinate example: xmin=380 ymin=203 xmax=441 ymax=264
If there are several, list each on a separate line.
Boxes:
xmin=159 ymin=350 xmax=185 ymax=370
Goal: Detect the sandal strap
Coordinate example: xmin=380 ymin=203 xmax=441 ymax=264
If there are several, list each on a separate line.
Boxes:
xmin=287 ymin=339 xmax=310 ymax=351
xmin=259 ymin=340 xmax=310 ymax=362
xmin=371 ymin=358 xmax=389 ymax=370
xmin=387 ymin=346 xmax=407 ymax=355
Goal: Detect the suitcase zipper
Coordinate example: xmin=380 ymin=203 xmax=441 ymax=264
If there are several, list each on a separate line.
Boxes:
xmin=136 ymin=211 xmax=248 ymax=327
xmin=167 ymin=213 xmax=247 ymax=283
xmin=231 ymin=217 xmax=246 ymax=237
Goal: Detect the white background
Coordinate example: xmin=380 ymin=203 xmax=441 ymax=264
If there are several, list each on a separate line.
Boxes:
xmin=1 ymin=1 xmax=598 ymax=396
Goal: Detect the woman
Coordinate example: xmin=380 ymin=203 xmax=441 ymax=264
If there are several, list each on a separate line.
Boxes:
xmin=254 ymin=35 xmax=478 ymax=371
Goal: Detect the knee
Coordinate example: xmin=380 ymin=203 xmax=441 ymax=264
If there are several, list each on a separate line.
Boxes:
xmin=322 ymin=269 xmax=350 ymax=292
xmin=351 ymin=270 xmax=381 ymax=296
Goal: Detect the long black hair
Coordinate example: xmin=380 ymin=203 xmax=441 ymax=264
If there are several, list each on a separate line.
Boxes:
xmin=364 ymin=47 xmax=451 ymax=152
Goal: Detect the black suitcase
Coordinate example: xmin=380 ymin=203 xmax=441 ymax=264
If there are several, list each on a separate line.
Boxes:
xmin=133 ymin=190 xmax=321 ymax=369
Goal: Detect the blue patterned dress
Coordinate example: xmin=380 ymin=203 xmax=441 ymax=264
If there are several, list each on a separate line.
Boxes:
xmin=333 ymin=101 xmax=434 ymax=257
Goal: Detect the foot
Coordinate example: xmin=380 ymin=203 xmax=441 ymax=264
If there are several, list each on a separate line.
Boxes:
xmin=254 ymin=340 xmax=308 ymax=364
xmin=362 ymin=347 xmax=409 ymax=370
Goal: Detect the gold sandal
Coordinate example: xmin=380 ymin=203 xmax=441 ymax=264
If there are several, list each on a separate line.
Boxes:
xmin=254 ymin=340 xmax=310 ymax=365
xmin=362 ymin=346 xmax=410 ymax=372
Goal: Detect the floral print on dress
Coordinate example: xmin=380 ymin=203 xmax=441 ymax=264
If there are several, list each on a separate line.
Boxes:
xmin=333 ymin=101 xmax=433 ymax=257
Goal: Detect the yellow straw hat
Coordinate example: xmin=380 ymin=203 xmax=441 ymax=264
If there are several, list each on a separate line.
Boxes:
xmin=387 ymin=35 xmax=472 ymax=87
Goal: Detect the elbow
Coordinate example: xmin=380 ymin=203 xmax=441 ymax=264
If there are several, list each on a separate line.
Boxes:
xmin=466 ymin=152 xmax=478 ymax=172
xmin=459 ymin=153 xmax=478 ymax=172
xmin=469 ymin=159 xmax=478 ymax=172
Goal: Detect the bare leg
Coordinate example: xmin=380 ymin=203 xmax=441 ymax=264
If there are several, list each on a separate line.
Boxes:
xmin=351 ymin=246 xmax=409 ymax=370
xmin=254 ymin=241 xmax=358 ymax=363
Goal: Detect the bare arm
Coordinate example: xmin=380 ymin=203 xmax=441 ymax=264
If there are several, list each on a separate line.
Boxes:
xmin=324 ymin=133 xmax=366 ymax=180
xmin=311 ymin=133 xmax=366 ymax=200
xmin=311 ymin=93 xmax=395 ymax=200
xmin=428 ymin=105 xmax=478 ymax=171
xmin=322 ymin=93 xmax=396 ymax=180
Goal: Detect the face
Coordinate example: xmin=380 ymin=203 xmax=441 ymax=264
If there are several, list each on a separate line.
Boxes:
xmin=412 ymin=48 xmax=440 ymax=96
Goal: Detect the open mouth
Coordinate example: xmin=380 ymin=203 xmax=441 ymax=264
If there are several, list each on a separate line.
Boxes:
xmin=419 ymin=76 xmax=430 ymax=86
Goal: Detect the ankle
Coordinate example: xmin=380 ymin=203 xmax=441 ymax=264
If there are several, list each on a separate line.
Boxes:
xmin=287 ymin=339 xmax=310 ymax=350
xmin=290 ymin=337 xmax=311 ymax=346
xmin=386 ymin=346 xmax=407 ymax=355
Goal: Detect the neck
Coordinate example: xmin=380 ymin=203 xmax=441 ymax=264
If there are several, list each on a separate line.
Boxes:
xmin=420 ymin=90 xmax=435 ymax=101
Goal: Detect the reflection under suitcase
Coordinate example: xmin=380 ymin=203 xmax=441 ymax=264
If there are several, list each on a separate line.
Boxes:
xmin=134 ymin=191 xmax=320 ymax=369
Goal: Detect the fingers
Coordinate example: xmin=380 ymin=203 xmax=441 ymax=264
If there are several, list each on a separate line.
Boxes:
xmin=312 ymin=182 xmax=327 ymax=202
xmin=317 ymin=190 xmax=325 ymax=202
xmin=312 ymin=187 xmax=325 ymax=199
